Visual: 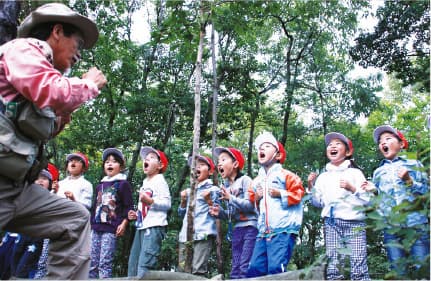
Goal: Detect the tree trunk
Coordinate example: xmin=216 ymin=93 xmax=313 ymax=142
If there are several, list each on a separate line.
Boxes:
xmin=185 ymin=0 xmax=207 ymax=273
xmin=209 ymin=16 xmax=223 ymax=275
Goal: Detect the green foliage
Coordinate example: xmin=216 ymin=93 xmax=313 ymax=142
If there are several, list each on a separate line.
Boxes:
xmin=350 ymin=1 xmax=430 ymax=89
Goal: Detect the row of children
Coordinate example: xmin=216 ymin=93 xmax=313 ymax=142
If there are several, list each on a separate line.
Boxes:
xmin=0 ymin=124 xmax=428 ymax=280
xmin=176 ymin=124 xmax=429 ymax=280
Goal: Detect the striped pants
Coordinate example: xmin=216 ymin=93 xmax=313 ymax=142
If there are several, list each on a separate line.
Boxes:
xmin=324 ymin=218 xmax=370 ymax=280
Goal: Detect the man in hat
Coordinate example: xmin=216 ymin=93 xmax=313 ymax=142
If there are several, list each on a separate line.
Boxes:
xmin=0 ymin=3 xmax=106 ymax=279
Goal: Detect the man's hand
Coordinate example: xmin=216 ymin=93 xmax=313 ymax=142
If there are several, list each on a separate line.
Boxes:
xmin=82 ymin=67 xmax=107 ymax=90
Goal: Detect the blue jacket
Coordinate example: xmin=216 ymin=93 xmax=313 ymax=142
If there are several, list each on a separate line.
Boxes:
xmin=217 ymin=174 xmax=258 ymax=228
xmin=372 ymin=156 xmax=429 ymax=227
xmin=251 ymin=163 xmax=304 ymax=237
xmin=178 ymin=179 xmax=220 ymax=241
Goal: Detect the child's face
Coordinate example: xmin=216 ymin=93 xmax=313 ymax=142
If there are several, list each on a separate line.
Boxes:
xmin=67 ymin=157 xmax=84 ymax=176
xmin=326 ymin=138 xmax=350 ymax=166
xmin=143 ymin=152 xmax=162 ymax=176
xmin=195 ymin=159 xmax=211 ymax=182
xmin=217 ymin=152 xmax=238 ymax=179
xmin=378 ymin=132 xmax=403 ymax=160
xmin=257 ymin=143 xmax=278 ymax=165
xmin=104 ymin=155 xmax=122 ymax=177
xmin=35 ymin=175 xmax=50 ymax=190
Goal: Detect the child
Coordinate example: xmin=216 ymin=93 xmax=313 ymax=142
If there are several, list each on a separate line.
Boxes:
xmin=246 ymin=132 xmax=304 ymax=277
xmin=209 ymin=147 xmax=257 ymax=279
xmin=58 ymin=152 xmax=93 ymax=210
xmin=308 ymin=132 xmax=371 ymax=280
xmin=34 ymin=164 xmax=59 ymax=279
xmin=11 ymin=169 xmax=53 ymax=279
xmin=367 ymin=125 xmax=429 ymax=277
xmin=89 ymin=148 xmax=133 ymax=278
xmin=127 ymin=146 xmax=171 ymax=279
xmin=177 ymin=155 xmax=220 ymax=276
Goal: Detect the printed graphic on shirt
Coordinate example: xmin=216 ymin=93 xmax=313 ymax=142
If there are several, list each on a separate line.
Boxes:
xmin=95 ymin=184 xmax=118 ymax=224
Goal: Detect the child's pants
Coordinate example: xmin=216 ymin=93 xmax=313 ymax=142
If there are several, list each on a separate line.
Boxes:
xmin=128 ymin=226 xmax=166 ymax=278
xmin=193 ymin=236 xmax=215 ymax=275
xmin=230 ymin=225 xmax=257 ymax=279
xmin=246 ymin=232 xmax=297 ymax=277
xmin=0 ymin=177 xmax=91 ymax=279
xmin=324 ymin=218 xmax=370 ymax=280
xmin=89 ymin=230 xmax=116 ymax=278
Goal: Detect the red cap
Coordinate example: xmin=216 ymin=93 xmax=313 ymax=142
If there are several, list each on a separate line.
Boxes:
xmin=397 ymin=130 xmax=409 ymax=150
xmin=277 ymin=142 xmax=286 ymax=164
xmin=66 ymin=152 xmax=89 ymax=171
xmin=188 ymin=155 xmax=215 ymax=173
xmin=347 ymin=138 xmax=354 ymax=155
xmin=47 ymin=163 xmax=59 ymax=181
xmin=215 ymin=147 xmax=245 ymax=170
xmin=140 ymin=146 xmax=169 ymax=173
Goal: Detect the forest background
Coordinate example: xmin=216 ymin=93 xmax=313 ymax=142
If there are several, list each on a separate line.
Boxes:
xmin=4 ymin=0 xmax=430 ymax=279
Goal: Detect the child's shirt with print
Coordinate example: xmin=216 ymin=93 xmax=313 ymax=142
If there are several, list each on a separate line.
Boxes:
xmin=136 ymin=173 xmax=171 ymax=230
xmin=90 ymin=173 xmax=133 ymax=234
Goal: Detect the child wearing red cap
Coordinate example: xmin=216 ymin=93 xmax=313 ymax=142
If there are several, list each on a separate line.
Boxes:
xmin=246 ymin=132 xmax=304 ymax=277
xmin=177 ymin=154 xmax=220 ymax=276
xmin=364 ymin=125 xmax=429 ymax=278
xmin=58 ymin=152 xmax=93 ymax=210
xmin=209 ymin=147 xmax=257 ymax=279
xmin=89 ymin=148 xmax=133 ymax=278
xmin=127 ymin=147 xmax=171 ymax=279
xmin=308 ymin=132 xmax=371 ymax=280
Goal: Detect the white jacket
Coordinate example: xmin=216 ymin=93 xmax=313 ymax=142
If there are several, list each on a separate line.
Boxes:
xmin=311 ymin=160 xmax=371 ymax=221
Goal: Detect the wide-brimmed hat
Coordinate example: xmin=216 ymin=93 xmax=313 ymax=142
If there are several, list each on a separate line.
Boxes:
xmin=214 ymin=147 xmax=245 ymax=170
xmin=140 ymin=146 xmax=169 ymax=173
xmin=17 ymin=3 xmax=99 ymax=49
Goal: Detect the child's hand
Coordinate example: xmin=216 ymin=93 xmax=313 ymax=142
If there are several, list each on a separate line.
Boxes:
xmin=307 ymin=172 xmax=318 ymax=190
xmin=180 ymin=190 xmax=187 ymax=202
xmin=116 ymin=222 xmax=126 ymax=237
xmin=219 ymin=186 xmax=230 ymax=201
xmin=340 ymin=179 xmax=356 ymax=193
xmin=268 ymin=187 xmax=281 ymax=198
xmin=128 ymin=210 xmax=137 ymax=221
xmin=361 ymin=181 xmax=376 ymax=193
xmin=256 ymin=186 xmax=263 ymax=201
xmin=209 ymin=205 xmax=220 ymax=216
xmin=398 ymin=167 xmax=413 ymax=186
xmin=202 ymin=190 xmax=213 ymax=206
xmin=64 ymin=191 xmax=75 ymax=201
xmin=140 ymin=191 xmax=153 ymax=205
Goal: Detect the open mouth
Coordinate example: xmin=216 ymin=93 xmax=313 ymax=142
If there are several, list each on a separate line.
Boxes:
xmin=195 ymin=170 xmax=201 ymax=179
xmin=218 ymin=167 xmax=224 ymax=174
xmin=383 ymin=145 xmax=389 ymax=153
xmin=144 ymin=162 xmax=149 ymax=168
xmin=71 ymin=163 xmax=76 ymax=168
xmin=107 ymin=167 xmax=114 ymax=172
xmin=259 ymin=152 xmax=265 ymax=158
xmin=330 ymin=150 xmax=337 ymax=156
